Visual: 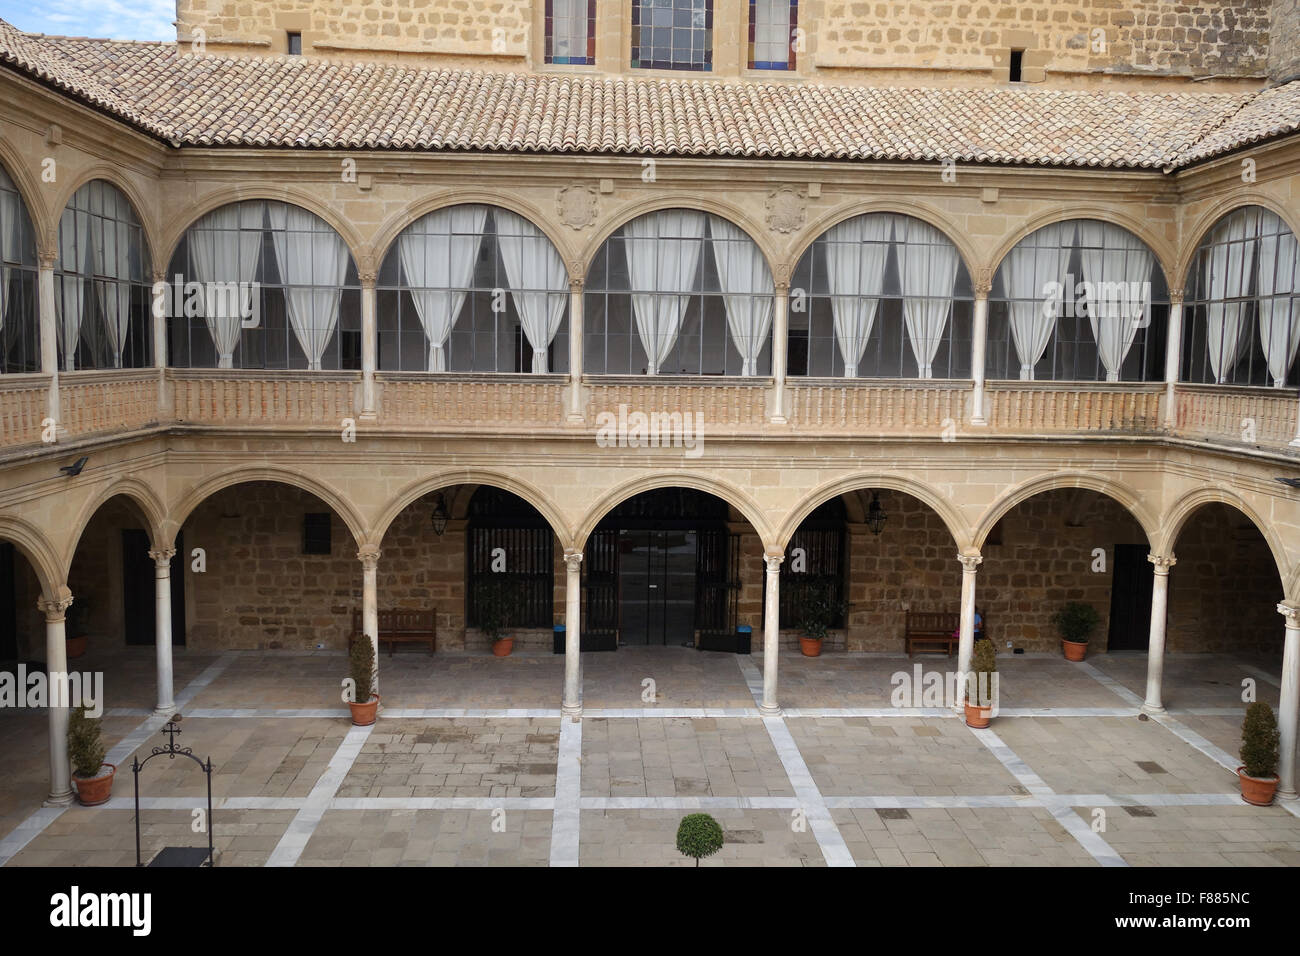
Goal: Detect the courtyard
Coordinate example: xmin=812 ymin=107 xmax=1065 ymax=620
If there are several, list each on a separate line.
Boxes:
xmin=1 ymin=645 xmax=1297 ymax=867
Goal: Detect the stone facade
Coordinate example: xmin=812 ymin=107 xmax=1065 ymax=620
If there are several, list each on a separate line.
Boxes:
xmin=1273 ymin=0 xmax=1300 ymax=80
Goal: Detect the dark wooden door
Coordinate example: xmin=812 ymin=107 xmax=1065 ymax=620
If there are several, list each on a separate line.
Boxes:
xmin=1107 ymin=543 xmax=1153 ymax=651
xmin=122 ymin=529 xmax=185 ymax=646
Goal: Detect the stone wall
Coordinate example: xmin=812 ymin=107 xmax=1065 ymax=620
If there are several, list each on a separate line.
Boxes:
xmin=1272 ymin=0 xmax=1300 ymax=80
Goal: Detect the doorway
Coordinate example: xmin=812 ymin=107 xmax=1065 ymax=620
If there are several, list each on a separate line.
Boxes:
xmin=1107 ymin=543 xmax=1153 ymax=651
xmin=122 ymin=529 xmax=186 ymax=646
xmin=618 ymin=529 xmax=696 ymax=645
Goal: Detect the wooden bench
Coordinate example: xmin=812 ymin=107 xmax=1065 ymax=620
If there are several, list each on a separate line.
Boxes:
xmin=904 ymin=611 xmax=959 ymax=657
xmin=350 ymin=609 xmax=436 ymax=656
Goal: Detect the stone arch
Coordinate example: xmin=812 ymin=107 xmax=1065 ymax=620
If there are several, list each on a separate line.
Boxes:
xmin=974 ymin=472 xmax=1157 ymax=551
xmin=574 ymin=472 xmax=775 ymax=552
xmin=1158 ymin=485 xmax=1292 ymax=594
xmin=1177 ymin=197 xmax=1300 ymax=290
xmin=370 ymin=194 xmax=579 ymax=278
xmin=579 ymin=197 xmax=779 ymax=284
xmin=0 ymin=513 xmax=65 ymax=601
xmin=167 ymin=466 xmax=368 ymax=548
xmin=62 ymin=477 xmax=169 ymax=572
xmin=778 ymin=474 xmax=974 ymax=552
xmin=48 ymin=168 xmax=160 ymax=268
xmin=784 ymin=200 xmax=978 ymax=288
xmin=0 ymin=142 xmax=50 ymax=250
xmin=372 ymin=468 xmax=571 ymax=551
xmin=157 ymin=187 xmax=366 ymax=277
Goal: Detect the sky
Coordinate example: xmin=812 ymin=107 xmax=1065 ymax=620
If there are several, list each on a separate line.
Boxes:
xmin=0 ymin=1 xmax=175 ymax=42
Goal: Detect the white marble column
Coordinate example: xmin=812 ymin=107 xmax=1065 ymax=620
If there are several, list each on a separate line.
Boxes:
xmin=969 ymin=274 xmax=991 ymax=426
xmin=1162 ymin=289 xmax=1184 ymax=431
xmin=359 ymin=271 xmax=378 ymax=421
xmin=151 ymin=268 xmax=173 ymax=418
xmin=358 ymin=547 xmax=380 ymax=697
xmin=149 ymin=546 xmax=177 ymax=716
xmin=38 ymin=251 xmax=61 ymax=437
xmin=563 ymin=551 xmax=583 ymax=716
xmin=1278 ymin=603 xmax=1300 ymax=799
xmin=39 ymin=592 xmax=74 ymax=806
xmin=770 ymin=280 xmax=789 ymax=424
xmin=955 ymin=553 xmax=982 ymax=709
xmin=760 ymin=553 xmax=783 ymax=716
xmin=1142 ymin=553 xmax=1176 ymax=715
xmin=567 ymin=275 xmax=585 ymax=424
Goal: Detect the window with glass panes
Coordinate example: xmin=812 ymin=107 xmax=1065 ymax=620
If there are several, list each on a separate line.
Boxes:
xmin=631 ymin=0 xmax=712 ymax=71
xmin=748 ymin=0 xmax=796 ymax=70
xmin=0 ymin=163 xmax=40 ymax=374
xmin=546 ymin=0 xmax=596 ymax=64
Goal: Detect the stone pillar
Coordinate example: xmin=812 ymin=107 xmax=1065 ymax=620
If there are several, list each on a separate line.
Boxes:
xmin=1142 ymin=554 xmax=1176 ymax=715
xmin=39 ymin=592 xmax=74 ymax=807
xmin=760 ymin=552 xmax=783 ymax=715
xmin=563 ymin=551 xmax=583 ymax=716
xmin=956 ymin=553 xmax=982 ymax=709
xmin=770 ymin=279 xmax=789 ymax=424
xmin=151 ymin=269 xmax=173 ymax=418
xmin=1278 ymin=603 xmax=1300 ymax=800
xmin=149 ymin=546 xmax=177 ymax=716
xmin=38 ymin=251 xmax=62 ymax=437
xmin=969 ymin=272 xmax=991 ymax=426
xmin=1163 ymin=289 xmax=1184 ymax=431
xmin=358 ymin=547 xmax=380 ymax=697
xmin=360 ymin=271 xmax=378 ymax=421
xmin=567 ymin=274 xmax=585 ymax=424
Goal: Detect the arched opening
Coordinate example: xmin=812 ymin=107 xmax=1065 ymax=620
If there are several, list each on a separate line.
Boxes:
xmin=1 ymin=536 xmax=44 ymax=667
xmin=788 ymin=212 xmax=973 ymax=378
xmin=1181 ymin=205 xmax=1299 ymax=388
xmin=0 ymin=161 xmax=41 ymax=374
xmin=988 ymin=219 xmax=1168 ymax=382
xmin=54 ymin=179 xmax=153 ymax=371
xmin=165 ymin=200 xmax=360 ymax=370
xmin=377 ymin=205 xmax=570 ymax=373
xmin=584 ymin=209 xmax=774 ymax=376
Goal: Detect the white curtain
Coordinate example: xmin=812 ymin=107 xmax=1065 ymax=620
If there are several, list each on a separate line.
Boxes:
xmin=1255 ymin=212 xmax=1300 ymax=388
xmin=1078 ymin=221 xmax=1154 ymax=381
xmin=188 ymin=202 xmax=265 ymax=369
xmin=494 ymin=209 xmax=567 ymax=373
xmin=623 ymin=210 xmax=706 ymax=375
xmin=895 ymin=218 xmax=959 ymax=378
xmin=1001 ymin=221 xmax=1074 ymax=380
xmin=708 ymin=215 xmax=773 ymax=376
xmin=399 ymin=205 xmax=487 ymax=372
xmin=269 ymin=204 xmax=349 ymax=371
xmin=55 ymin=206 xmax=92 ymax=372
xmin=551 ymin=0 xmax=588 ymax=60
xmin=94 ymin=219 xmax=134 ymax=368
xmin=1204 ymin=208 xmax=1259 ymax=384
xmin=825 ymin=214 xmax=892 ymax=377
xmin=0 ymin=176 xmax=18 ymax=333
xmin=754 ymin=0 xmax=792 ymax=66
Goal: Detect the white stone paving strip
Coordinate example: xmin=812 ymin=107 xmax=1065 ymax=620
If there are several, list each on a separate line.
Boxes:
xmin=1075 ymin=660 xmax=1145 ymax=707
xmin=549 ymin=716 xmax=582 ymax=867
xmin=1149 ymin=713 xmax=1241 ymax=775
xmin=332 ymin=797 xmax=554 ymax=811
xmin=265 ymin=723 xmax=373 ymax=867
xmin=968 ymin=726 xmax=1127 ymax=867
xmin=0 ymin=808 xmax=69 ymax=867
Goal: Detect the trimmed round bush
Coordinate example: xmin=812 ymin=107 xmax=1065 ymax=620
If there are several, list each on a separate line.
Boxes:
xmin=676 ymin=813 xmax=724 ymax=866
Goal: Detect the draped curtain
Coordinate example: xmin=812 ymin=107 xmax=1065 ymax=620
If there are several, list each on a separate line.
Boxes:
xmin=622 ymin=210 xmax=706 ymax=375
xmin=0 ymin=178 xmax=18 ymax=335
xmin=494 ymin=209 xmax=567 ymax=373
xmin=551 ymin=0 xmax=588 ymax=60
xmin=269 ymin=204 xmax=349 ymax=371
xmin=1203 ymin=208 xmax=1259 ymax=384
xmin=399 ymin=205 xmax=487 ymax=372
xmin=1001 ymin=221 xmax=1074 ymax=380
xmin=895 ymin=218 xmax=959 ymax=378
xmin=55 ymin=206 xmax=92 ymax=372
xmin=708 ymin=215 xmax=773 ymax=376
xmin=188 ymin=202 xmax=265 ymax=369
xmin=94 ymin=218 xmax=135 ymax=368
xmin=1078 ymin=221 xmax=1154 ymax=381
xmin=1255 ymin=212 xmax=1300 ymax=388
xmin=825 ymin=214 xmax=893 ymax=377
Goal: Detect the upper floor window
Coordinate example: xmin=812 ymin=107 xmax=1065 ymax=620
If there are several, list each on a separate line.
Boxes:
xmin=748 ymin=0 xmax=796 ymax=70
xmin=0 ymin=163 xmax=39 ymax=374
xmin=631 ymin=0 xmax=712 ymax=72
xmin=546 ymin=0 xmax=595 ymax=65
xmin=286 ymin=32 xmax=302 ymax=56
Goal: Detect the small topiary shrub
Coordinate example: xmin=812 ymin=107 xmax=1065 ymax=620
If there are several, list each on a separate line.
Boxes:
xmin=1052 ymin=602 xmax=1101 ymax=643
xmin=1240 ymin=701 xmax=1280 ymax=779
xmin=349 ymin=635 xmax=375 ymax=703
xmin=676 ymin=813 xmax=724 ymax=866
xmin=68 ymin=704 xmax=106 ymax=779
xmin=967 ymin=639 xmax=998 ymax=707
xmin=797 ymin=581 xmax=846 ymax=643
xmin=475 ymin=577 xmax=513 ymax=643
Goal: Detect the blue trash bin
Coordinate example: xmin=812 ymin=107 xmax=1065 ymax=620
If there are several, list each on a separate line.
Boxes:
xmin=553 ymin=624 xmax=565 ymax=654
xmin=736 ymin=625 xmax=752 ymax=655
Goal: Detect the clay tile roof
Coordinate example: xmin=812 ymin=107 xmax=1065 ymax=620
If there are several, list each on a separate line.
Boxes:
xmin=1 ymin=18 xmax=1296 ymax=170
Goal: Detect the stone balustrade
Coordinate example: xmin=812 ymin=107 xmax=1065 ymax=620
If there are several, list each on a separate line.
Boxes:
xmin=786 ymin=380 xmax=966 ymax=433
xmin=377 ymin=373 xmax=567 ymax=428
xmin=170 ymin=369 xmax=361 ymax=427
xmin=1175 ymin=384 xmax=1300 ymax=449
xmin=0 ymin=374 xmax=52 ymax=448
xmin=984 ymin=381 xmax=1165 ymax=435
xmin=58 ymin=370 xmax=160 ymax=439
xmin=584 ymin=377 xmax=770 ymax=431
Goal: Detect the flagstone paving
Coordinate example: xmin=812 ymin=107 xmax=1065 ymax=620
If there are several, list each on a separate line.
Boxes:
xmin=579 ymin=809 xmax=824 ymax=866
xmin=1066 ymin=804 xmax=1300 ymax=867
xmin=299 ymin=809 xmax=553 ymax=867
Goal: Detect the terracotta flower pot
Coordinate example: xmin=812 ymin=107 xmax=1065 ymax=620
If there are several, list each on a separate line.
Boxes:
xmin=492 ymin=637 xmax=513 ymax=657
xmin=72 ymin=762 xmax=115 ymax=806
xmin=65 ymin=636 xmax=87 ymax=659
xmin=799 ymin=636 xmax=822 ymax=657
xmin=1237 ymin=767 xmax=1279 ymax=806
xmin=1062 ymin=639 xmax=1088 ymax=662
xmin=964 ymin=702 xmax=992 ymax=729
xmin=349 ymin=694 xmax=380 ymax=726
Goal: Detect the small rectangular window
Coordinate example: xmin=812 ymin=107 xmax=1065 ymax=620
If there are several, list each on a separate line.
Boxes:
xmin=303 ymin=513 xmax=331 ymax=555
xmin=546 ymin=0 xmax=596 ymax=65
xmin=748 ymin=0 xmax=797 ymax=70
xmin=1009 ymin=49 xmax=1024 ymax=82
xmin=287 ymin=32 xmax=303 ymax=56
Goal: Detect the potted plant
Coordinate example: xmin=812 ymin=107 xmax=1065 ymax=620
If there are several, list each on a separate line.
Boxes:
xmin=796 ymin=582 xmax=844 ymax=658
xmin=65 ymin=601 xmax=89 ymax=659
xmin=476 ymin=577 xmax=514 ymax=657
xmin=964 ymin=638 xmax=997 ymax=728
xmin=1237 ymin=701 xmax=1281 ymax=806
xmin=68 ymin=703 xmax=114 ymax=805
xmin=1052 ymin=602 xmax=1101 ymax=662
xmin=676 ymin=812 xmax=724 ymax=866
xmin=347 ymin=634 xmax=379 ymax=726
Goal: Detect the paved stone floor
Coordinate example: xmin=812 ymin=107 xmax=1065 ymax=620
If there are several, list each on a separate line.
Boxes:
xmin=1 ymin=645 xmax=1298 ymax=866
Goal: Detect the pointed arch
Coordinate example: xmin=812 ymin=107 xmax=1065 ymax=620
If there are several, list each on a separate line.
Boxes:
xmin=49 ymin=167 xmax=159 ymax=267
xmin=1178 ymin=195 xmax=1300 ymax=287
xmin=988 ymin=207 xmax=1174 ymax=290
xmin=0 ymin=513 xmax=64 ymax=600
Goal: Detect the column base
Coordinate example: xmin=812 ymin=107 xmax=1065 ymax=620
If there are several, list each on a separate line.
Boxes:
xmin=1278 ymin=788 xmax=1297 ymax=800
xmin=43 ymin=791 xmax=74 ymax=808
xmin=153 ymin=705 xmax=177 ymax=719
xmin=757 ymin=702 xmax=782 ymax=717
xmin=1140 ymin=702 xmax=1166 ymax=717
xmin=561 ymin=702 xmax=582 ymax=718
xmin=358 ymin=412 xmax=378 ymax=424
xmin=1290 ymin=437 xmax=1300 ymax=448
xmin=969 ymin=417 xmax=987 ymax=427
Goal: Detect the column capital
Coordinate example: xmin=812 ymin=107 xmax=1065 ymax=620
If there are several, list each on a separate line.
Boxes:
xmin=1167 ymin=287 xmax=1185 ymax=305
xmin=151 ymin=268 xmax=169 ymax=286
xmin=38 ymin=593 xmax=74 ymax=621
xmin=1147 ymin=552 xmax=1176 ymax=574
xmin=1279 ymin=603 xmax=1300 ymax=630
xmin=357 ymin=547 xmax=381 ymax=570
xmin=957 ymin=552 xmax=983 ymax=573
xmin=564 ymin=551 xmax=583 ymax=572
xmin=764 ymin=553 xmax=784 ymax=573
xmin=149 ymin=547 xmax=177 ymax=569
xmin=773 ymin=278 xmax=791 ymax=295
xmin=568 ymin=268 xmax=585 ymax=292
xmin=37 ymin=249 xmax=58 ymax=271
xmin=358 ymin=271 xmax=377 ymax=289
xmin=974 ymin=268 xmax=992 ymax=297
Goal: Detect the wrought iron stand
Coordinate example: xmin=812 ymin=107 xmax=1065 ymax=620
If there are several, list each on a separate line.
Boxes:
xmin=132 ymin=715 xmax=215 ymax=867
